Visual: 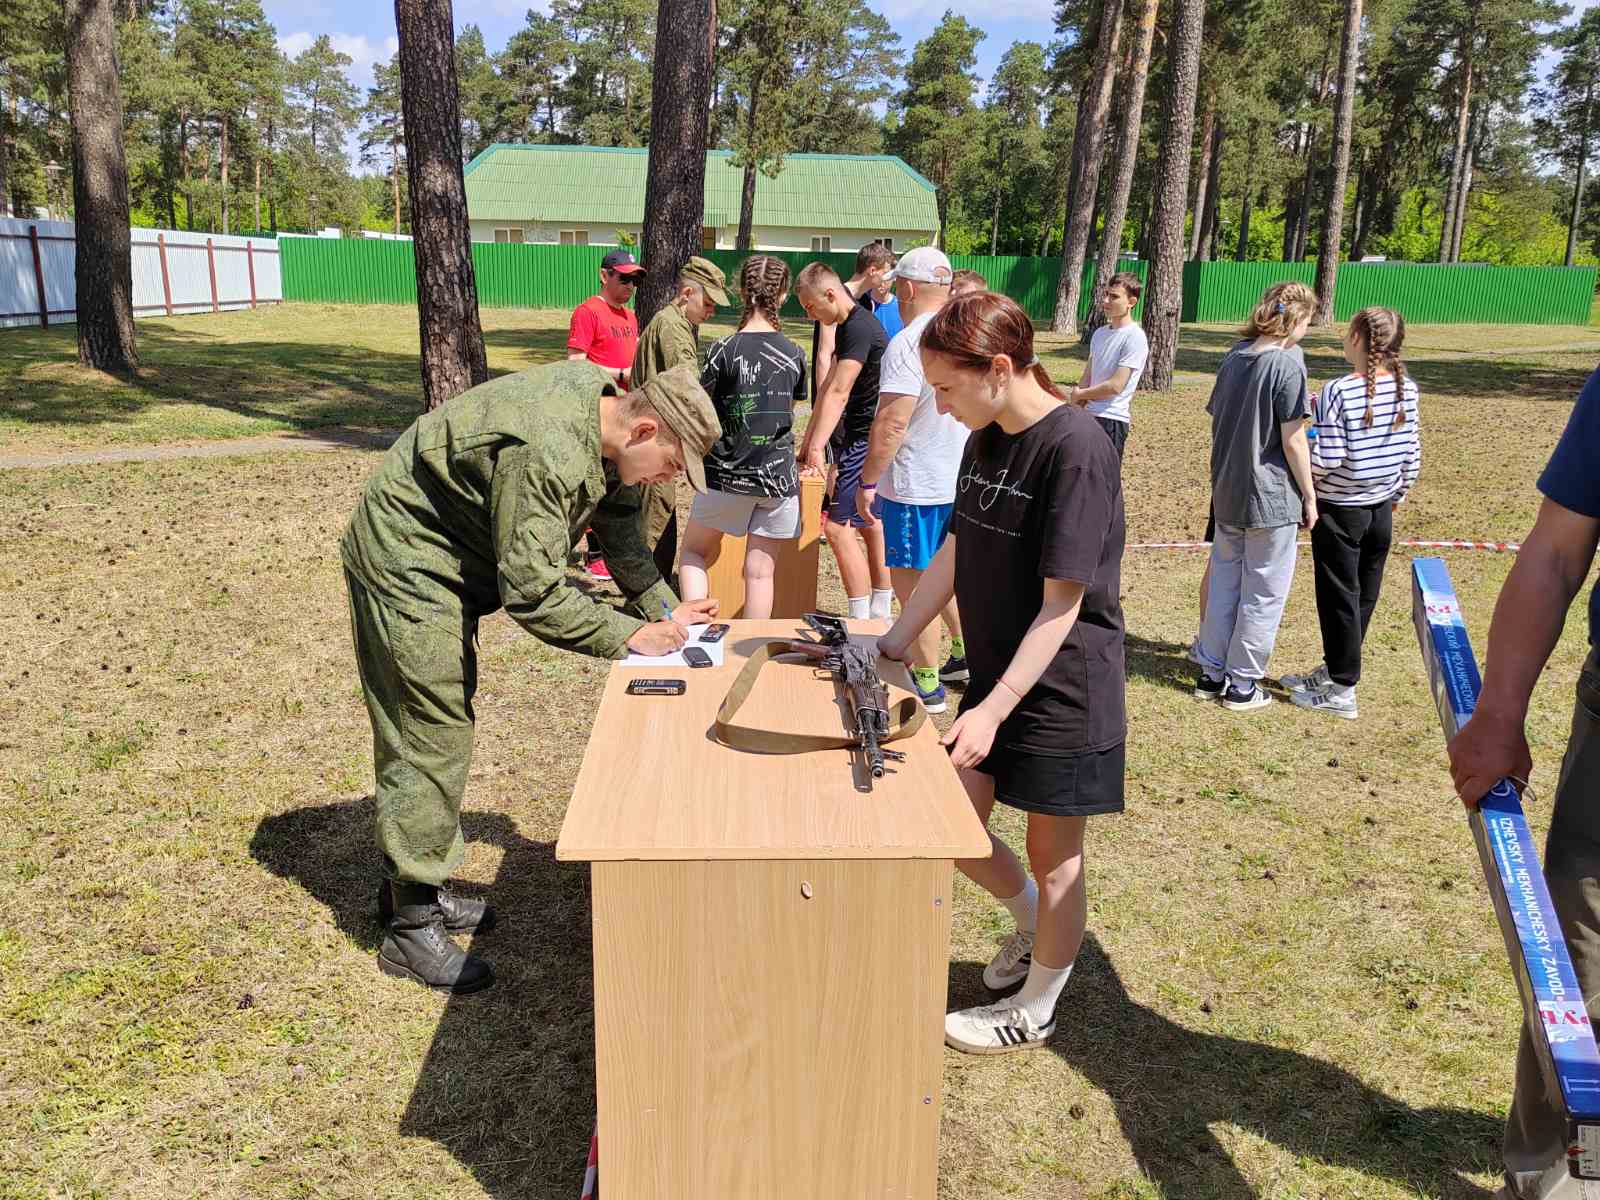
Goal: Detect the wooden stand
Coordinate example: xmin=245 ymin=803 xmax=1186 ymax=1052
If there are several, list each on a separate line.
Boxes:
xmin=557 ymin=621 xmax=989 ymax=1198
xmin=703 ymin=475 xmax=826 ymax=618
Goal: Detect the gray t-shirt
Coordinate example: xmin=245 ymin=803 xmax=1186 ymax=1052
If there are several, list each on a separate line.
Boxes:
xmin=1207 ymin=341 xmax=1310 ymax=529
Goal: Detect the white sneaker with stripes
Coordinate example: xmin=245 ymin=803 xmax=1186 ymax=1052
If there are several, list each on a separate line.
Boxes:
xmin=944 ymin=1001 xmax=1054 ymax=1054
xmin=1292 ymin=683 xmax=1359 ymax=720
xmin=1281 ymin=663 xmax=1330 ymax=693
xmin=982 ymin=928 xmax=1035 ymax=991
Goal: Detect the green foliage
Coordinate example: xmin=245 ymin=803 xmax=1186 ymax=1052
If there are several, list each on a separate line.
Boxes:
xmin=889 ymin=11 xmax=986 ymax=243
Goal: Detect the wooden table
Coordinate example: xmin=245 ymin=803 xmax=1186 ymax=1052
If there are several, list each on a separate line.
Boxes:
xmin=557 ymin=619 xmax=990 ymax=1198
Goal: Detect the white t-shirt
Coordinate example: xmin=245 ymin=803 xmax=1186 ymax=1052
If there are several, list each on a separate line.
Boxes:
xmin=876 ymin=312 xmax=970 ymax=505
xmin=1085 ymin=321 xmax=1149 ymax=424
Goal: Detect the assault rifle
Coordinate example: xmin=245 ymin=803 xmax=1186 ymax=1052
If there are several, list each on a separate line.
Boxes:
xmin=788 ymin=612 xmax=905 ymax=784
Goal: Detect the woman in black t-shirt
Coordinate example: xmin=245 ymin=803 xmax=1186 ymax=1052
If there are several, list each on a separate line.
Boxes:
xmin=678 ymin=256 xmax=808 ymax=620
xmin=879 ymin=292 xmax=1126 ymax=1056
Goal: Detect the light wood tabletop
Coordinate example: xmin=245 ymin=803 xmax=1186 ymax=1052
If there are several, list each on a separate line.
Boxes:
xmin=556 ymin=618 xmax=991 ymax=863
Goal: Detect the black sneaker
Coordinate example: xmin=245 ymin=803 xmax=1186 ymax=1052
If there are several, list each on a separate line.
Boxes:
xmin=1193 ymin=671 xmax=1226 ymax=701
xmin=939 ymin=654 xmax=970 ymax=683
xmin=1222 ymin=682 xmax=1273 ymax=712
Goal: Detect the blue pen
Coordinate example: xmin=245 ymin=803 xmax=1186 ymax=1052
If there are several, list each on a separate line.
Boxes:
xmin=661 ymin=600 xmax=674 ymax=624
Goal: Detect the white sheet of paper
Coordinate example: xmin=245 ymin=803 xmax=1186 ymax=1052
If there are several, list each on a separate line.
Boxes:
xmin=620 ymin=624 xmax=727 ymax=668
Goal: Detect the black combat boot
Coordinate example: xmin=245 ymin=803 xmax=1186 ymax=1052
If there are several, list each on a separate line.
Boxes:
xmin=378 ymin=882 xmax=495 ymax=995
xmin=377 ymin=878 xmax=496 ymax=934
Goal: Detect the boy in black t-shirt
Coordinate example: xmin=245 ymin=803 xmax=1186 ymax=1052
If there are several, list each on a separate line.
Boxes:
xmin=796 ymin=262 xmax=891 ymax=621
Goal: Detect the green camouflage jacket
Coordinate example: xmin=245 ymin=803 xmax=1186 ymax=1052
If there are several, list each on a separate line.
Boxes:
xmin=631 ymin=302 xmax=699 ymax=389
xmin=341 ymin=360 xmax=678 ymax=660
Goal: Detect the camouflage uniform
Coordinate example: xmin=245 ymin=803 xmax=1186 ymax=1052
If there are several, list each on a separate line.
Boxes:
xmin=341 ymin=360 xmax=679 ymax=885
xmin=633 ymin=301 xmax=700 ymax=560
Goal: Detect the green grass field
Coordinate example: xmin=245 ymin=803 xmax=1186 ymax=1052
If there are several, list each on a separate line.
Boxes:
xmin=2 ymin=305 xmax=1598 ymax=1199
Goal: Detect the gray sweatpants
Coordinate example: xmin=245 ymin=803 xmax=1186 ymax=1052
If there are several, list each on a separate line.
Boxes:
xmin=1194 ymin=521 xmax=1299 ymax=687
xmin=1505 ymin=650 xmax=1600 ymax=1199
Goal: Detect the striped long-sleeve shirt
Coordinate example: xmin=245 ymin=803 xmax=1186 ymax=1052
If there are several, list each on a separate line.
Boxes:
xmin=1310 ymin=371 xmax=1422 ymax=506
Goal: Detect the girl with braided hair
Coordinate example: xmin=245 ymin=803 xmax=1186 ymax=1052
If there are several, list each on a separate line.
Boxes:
xmin=1282 ymin=306 xmax=1422 ymax=720
xmin=678 ymin=256 xmax=808 ymax=619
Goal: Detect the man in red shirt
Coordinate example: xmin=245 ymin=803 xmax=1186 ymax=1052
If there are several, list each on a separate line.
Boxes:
xmin=569 ymin=249 xmax=644 ymax=385
xmin=569 ymin=248 xmax=646 ymax=578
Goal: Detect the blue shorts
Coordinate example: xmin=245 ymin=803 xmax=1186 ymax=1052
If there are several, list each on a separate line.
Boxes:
xmin=878 ymin=499 xmax=953 ymax=570
xmin=824 ymin=438 xmax=873 ymax=529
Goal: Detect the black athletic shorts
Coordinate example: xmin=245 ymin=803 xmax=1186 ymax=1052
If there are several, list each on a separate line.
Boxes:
xmin=1095 ymin=416 xmax=1129 ymax=460
xmin=972 ymin=740 xmax=1126 ymax=817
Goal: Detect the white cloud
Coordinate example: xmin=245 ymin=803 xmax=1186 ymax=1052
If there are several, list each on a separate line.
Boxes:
xmin=276 ymin=30 xmax=399 ymax=90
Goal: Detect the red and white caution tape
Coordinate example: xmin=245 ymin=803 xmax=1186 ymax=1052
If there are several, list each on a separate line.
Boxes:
xmin=1128 ymin=538 xmax=1521 ymax=552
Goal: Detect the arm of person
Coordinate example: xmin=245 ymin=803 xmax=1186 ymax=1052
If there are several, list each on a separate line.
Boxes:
xmin=814 ymin=321 xmax=837 ymax=397
xmin=1308 ymin=380 xmax=1344 ymax=478
xmin=1072 ymin=366 xmax=1133 ymax=405
xmin=1447 ymin=497 xmax=1600 ymax=805
xmin=1282 ymin=421 xmax=1318 ymax=528
xmin=567 ymin=305 xmax=597 ymax=361
xmin=878 ymin=536 xmax=957 ymax=660
xmin=492 ymin=455 xmax=682 ymax=659
xmin=943 ymin=578 xmax=1087 ymax=769
xmin=857 ymin=391 xmax=916 ymax=524
xmin=1397 ymin=393 xmax=1421 ymax=504
xmin=798 ymin=358 xmax=862 ymax=473
xmin=589 ymin=480 xmax=703 ymax=623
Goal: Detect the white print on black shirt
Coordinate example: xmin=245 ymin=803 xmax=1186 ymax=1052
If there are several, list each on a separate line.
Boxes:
xmin=958 ymin=464 xmax=1035 ymax=512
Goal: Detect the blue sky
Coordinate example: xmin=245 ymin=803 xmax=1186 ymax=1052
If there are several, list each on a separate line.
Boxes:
xmin=267 ymin=0 xmax=1060 ymax=167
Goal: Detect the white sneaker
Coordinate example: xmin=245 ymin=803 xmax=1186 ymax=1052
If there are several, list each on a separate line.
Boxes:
xmin=1292 ymin=684 xmax=1358 ymax=720
xmin=944 ymin=1001 xmax=1055 ymax=1054
xmin=1281 ymin=663 xmax=1331 ymax=693
xmin=982 ymin=928 xmax=1035 ymax=991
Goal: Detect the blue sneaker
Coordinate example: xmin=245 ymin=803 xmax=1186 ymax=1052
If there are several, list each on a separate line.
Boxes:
xmin=939 ymin=654 xmax=969 ymax=683
xmin=915 ymin=679 xmax=948 ymax=714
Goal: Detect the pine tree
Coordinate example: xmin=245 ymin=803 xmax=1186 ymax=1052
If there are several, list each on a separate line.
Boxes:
xmin=983 ymin=41 xmax=1048 ymax=256
xmin=1533 ymin=8 xmax=1600 ymax=266
xmin=1313 ymin=0 xmax=1362 ymax=322
xmin=890 ymin=12 xmax=986 ymax=249
xmin=286 ymin=34 xmax=359 ymax=230
xmin=361 ymin=52 xmax=406 ymax=234
xmin=1090 ymin=0 xmax=1157 ymax=306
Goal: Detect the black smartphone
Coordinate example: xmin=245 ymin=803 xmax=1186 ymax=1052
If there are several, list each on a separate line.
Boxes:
xmin=698 ymin=624 xmax=730 ymax=644
xmin=682 ymin=646 xmax=714 ymax=669
xmin=625 ymin=678 xmax=686 ymax=696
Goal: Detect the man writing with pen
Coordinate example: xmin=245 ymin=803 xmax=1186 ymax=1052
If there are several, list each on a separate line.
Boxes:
xmin=341 ymin=359 xmax=723 ymax=996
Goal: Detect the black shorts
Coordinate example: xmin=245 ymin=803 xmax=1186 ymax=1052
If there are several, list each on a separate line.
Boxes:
xmin=824 ymin=437 xmax=873 ymax=529
xmin=1095 ymin=416 xmax=1128 ymax=460
xmin=973 ymin=740 xmax=1126 ymax=817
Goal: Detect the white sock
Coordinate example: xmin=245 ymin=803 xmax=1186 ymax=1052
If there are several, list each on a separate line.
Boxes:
xmin=846 ymin=595 xmax=871 ymax=620
xmin=869 ymin=588 xmax=895 ymax=620
xmin=1016 ymin=958 xmax=1073 ymax=1026
xmin=1000 ymin=880 xmax=1038 ymax=932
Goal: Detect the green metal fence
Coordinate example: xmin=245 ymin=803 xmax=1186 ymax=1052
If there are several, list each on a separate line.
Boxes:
xmin=280 ymin=236 xmax=1597 ymax=327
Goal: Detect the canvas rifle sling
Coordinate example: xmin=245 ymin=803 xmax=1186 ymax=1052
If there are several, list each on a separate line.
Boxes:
xmin=713 ymin=641 xmax=926 ymax=755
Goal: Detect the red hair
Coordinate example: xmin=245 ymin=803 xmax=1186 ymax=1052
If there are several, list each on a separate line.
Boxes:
xmin=921 ymin=292 xmax=1065 ymax=398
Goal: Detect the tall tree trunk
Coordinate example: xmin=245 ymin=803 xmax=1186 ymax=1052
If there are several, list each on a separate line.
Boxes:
xmin=1051 ymin=0 xmax=1124 ymax=334
xmin=65 ymin=0 xmax=137 ymax=371
xmin=220 ymin=118 xmax=230 ymax=235
xmin=254 ymin=156 xmax=261 ymax=232
xmin=736 ymin=64 xmax=760 ymax=251
xmin=1197 ymin=119 xmax=1223 ymax=260
xmin=1439 ymin=27 xmax=1473 ymax=263
xmin=1348 ymin=153 xmax=1368 ymax=260
xmin=1313 ymin=0 xmax=1361 ymax=323
xmin=1451 ymin=102 xmax=1483 ymax=263
xmin=1091 ymin=0 xmax=1159 ymax=304
xmin=396 ymin=0 xmax=488 ymax=411
xmin=1293 ymin=128 xmax=1317 ymax=260
xmin=990 ymin=134 xmax=1006 ymax=256
xmin=637 ymin=0 xmax=715 ymax=328
xmin=0 ymin=87 xmax=10 ymax=219
xmin=1187 ymin=96 xmax=1214 ymax=259
xmin=1567 ymin=84 xmax=1594 ymax=267
xmin=1228 ymin=131 xmax=1254 ymax=260
xmin=392 ymin=136 xmax=402 ymax=234
xmin=1140 ymin=0 xmax=1204 ymax=391
xmin=179 ymin=114 xmax=192 ymax=229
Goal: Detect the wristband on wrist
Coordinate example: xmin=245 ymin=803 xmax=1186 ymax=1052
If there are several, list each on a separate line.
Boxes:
xmin=860 ymin=480 xmax=877 ymax=490
xmin=997 ymin=678 xmax=1025 ymax=701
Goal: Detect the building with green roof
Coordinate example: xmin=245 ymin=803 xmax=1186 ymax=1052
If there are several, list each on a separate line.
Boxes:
xmin=463 ymin=144 xmax=939 ymax=255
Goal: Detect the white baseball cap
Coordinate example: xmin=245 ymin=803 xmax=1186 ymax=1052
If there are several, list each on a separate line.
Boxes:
xmin=886 ymin=246 xmax=953 ymax=285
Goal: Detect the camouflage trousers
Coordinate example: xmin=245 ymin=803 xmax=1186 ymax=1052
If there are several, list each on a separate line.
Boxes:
xmin=643 ymin=481 xmax=678 ymax=580
xmin=344 ymin=569 xmax=475 ymax=886
xmin=1504 ymin=650 xmax=1600 ymax=1199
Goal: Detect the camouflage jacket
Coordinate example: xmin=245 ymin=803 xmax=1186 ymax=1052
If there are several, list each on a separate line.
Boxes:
xmin=340 ymin=360 xmax=679 ymax=660
xmin=631 ymin=302 xmax=700 ymax=389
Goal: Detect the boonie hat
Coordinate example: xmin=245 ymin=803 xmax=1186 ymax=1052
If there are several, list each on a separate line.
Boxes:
xmin=602 ymin=248 xmax=645 ymax=276
xmin=679 ymin=256 xmax=730 ymax=306
xmin=637 ymin=363 xmax=719 ymax=493
xmin=887 ymin=246 xmax=954 ymax=285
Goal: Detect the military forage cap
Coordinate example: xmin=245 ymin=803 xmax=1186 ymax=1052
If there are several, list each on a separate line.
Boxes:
xmin=680 ymin=256 xmax=731 ymax=306
xmin=638 ymin=362 xmax=719 ymax=493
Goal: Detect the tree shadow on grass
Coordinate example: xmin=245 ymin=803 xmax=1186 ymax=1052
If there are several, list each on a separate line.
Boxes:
xmin=949 ymin=934 xmax=1501 ymax=1199
xmin=1172 ymin=325 xmax=1595 ymax=402
xmin=250 ymin=798 xmax=596 ymax=1200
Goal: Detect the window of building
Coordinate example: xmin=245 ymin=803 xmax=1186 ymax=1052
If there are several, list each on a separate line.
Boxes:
xmin=494 ymin=227 xmax=525 ymax=244
xmin=560 ymin=230 xmax=589 ymax=246
xmin=811 ymin=235 xmax=832 ymax=253
xmin=877 ymin=237 xmax=894 ymax=251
